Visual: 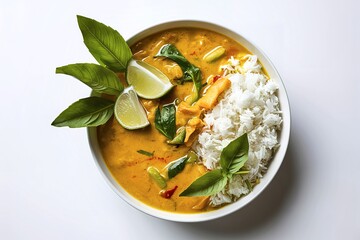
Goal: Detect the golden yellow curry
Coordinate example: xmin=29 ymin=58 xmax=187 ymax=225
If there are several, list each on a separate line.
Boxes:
xmin=97 ymin=28 xmax=251 ymax=213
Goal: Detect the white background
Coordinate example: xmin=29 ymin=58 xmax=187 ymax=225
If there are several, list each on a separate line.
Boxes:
xmin=1 ymin=0 xmax=359 ymax=239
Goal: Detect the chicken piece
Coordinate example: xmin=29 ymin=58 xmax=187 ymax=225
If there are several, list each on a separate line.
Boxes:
xmin=196 ymin=77 xmax=231 ymax=110
xmin=176 ymin=101 xmax=202 ymax=126
xmin=184 ymin=117 xmax=204 ymax=144
xmin=192 ymin=197 xmax=210 ymax=210
xmin=176 ymin=77 xmax=231 ymax=145
xmin=164 ymin=63 xmax=183 ymax=80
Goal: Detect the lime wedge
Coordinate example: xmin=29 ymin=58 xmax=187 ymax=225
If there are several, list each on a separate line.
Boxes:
xmin=126 ymin=59 xmax=173 ymax=99
xmin=114 ymin=86 xmax=150 ymax=130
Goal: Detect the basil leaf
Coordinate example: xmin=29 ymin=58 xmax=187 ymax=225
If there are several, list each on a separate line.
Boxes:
xmin=155 ymin=103 xmax=176 ymax=139
xmin=77 ymin=15 xmax=132 ymax=72
xmin=167 ymin=126 xmax=186 ymax=145
xmin=137 ymin=150 xmax=154 ymax=157
xmin=220 ymin=134 xmax=249 ymax=174
xmin=168 ymin=156 xmax=189 ymax=179
xmin=52 ymin=97 xmax=114 ymax=128
xmin=56 ymin=63 xmax=123 ymax=96
xmin=156 ymin=44 xmax=191 ymax=75
xmin=180 ymin=169 xmax=228 ymax=197
xmin=156 ymin=44 xmax=202 ymax=102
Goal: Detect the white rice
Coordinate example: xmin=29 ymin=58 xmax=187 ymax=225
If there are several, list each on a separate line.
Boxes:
xmin=193 ymin=55 xmax=282 ymax=206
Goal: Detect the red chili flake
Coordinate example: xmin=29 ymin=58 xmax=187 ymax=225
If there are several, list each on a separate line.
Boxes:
xmin=160 ymin=186 xmax=178 ymax=199
xmin=213 ymin=75 xmax=221 ymax=83
xmin=156 ymin=156 xmax=168 ymax=163
xmin=190 ymin=51 xmax=196 ymax=55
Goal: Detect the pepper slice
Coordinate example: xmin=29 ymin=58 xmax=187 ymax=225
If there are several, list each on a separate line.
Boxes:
xmin=160 ymin=186 xmax=178 ymax=199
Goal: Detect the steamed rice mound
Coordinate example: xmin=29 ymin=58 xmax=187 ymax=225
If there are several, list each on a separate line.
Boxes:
xmin=193 ymin=55 xmax=282 ymax=206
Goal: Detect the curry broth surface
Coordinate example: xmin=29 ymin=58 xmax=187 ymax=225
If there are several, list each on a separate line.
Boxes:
xmin=97 ymin=28 xmax=251 ymax=213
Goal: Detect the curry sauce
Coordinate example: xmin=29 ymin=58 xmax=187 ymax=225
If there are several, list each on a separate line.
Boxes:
xmin=97 ymin=28 xmax=251 ymax=213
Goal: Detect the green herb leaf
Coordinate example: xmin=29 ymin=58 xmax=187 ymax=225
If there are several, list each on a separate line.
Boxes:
xmin=77 ymin=15 xmax=132 ymax=72
xmin=180 ymin=169 xmax=228 ymax=197
xmin=168 ymin=156 xmax=189 ymax=179
xmin=156 ymin=44 xmax=191 ymax=74
xmin=155 ymin=103 xmax=176 ymax=139
xmin=51 ymin=97 xmax=114 ymax=128
xmin=137 ymin=150 xmax=154 ymax=157
xmin=156 ymin=44 xmax=202 ymax=102
xmin=167 ymin=126 xmax=186 ymax=145
xmin=220 ymin=134 xmax=249 ymax=174
xmin=56 ymin=63 xmax=123 ymax=96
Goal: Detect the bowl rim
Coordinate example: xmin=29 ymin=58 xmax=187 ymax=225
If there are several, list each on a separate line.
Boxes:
xmin=87 ymin=19 xmax=291 ymax=222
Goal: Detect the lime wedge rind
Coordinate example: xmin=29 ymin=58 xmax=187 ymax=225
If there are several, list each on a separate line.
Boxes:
xmin=126 ymin=59 xmax=174 ymax=99
xmin=114 ymin=86 xmax=150 ymax=130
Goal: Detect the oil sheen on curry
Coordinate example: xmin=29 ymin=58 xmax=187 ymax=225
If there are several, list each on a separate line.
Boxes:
xmin=97 ymin=28 xmax=251 ymax=213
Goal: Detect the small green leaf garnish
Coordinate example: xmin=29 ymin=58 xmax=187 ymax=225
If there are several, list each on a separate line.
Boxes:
xmin=56 ymin=63 xmax=124 ymax=96
xmin=180 ymin=169 xmax=228 ymax=197
xmin=51 ymin=97 xmax=114 ymax=128
xmin=167 ymin=126 xmax=186 ymax=145
xmin=180 ymin=134 xmax=250 ymax=197
xmin=156 ymin=44 xmax=202 ymax=103
xmin=137 ymin=150 xmax=154 ymax=157
xmin=77 ymin=15 xmax=132 ymax=72
xmin=155 ymin=103 xmax=176 ymax=139
xmin=53 ymin=16 xmax=133 ymax=129
xmin=220 ymin=133 xmax=249 ymax=174
xmin=168 ymin=156 xmax=189 ymax=179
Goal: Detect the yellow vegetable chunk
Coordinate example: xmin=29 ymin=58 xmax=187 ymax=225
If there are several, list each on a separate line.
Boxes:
xmin=196 ymin=77 xmax=231 ymax=110
xmin=176 ymin=101 xmax=202 ymax=126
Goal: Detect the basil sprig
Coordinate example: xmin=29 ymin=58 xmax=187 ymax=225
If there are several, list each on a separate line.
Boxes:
xmin=180 ymin=133 xmax=249 ymax=197
xmin=156 ymin=44 xmax=202 ymax=102
xmin=53 ymin=15 xmax=132 ymax=128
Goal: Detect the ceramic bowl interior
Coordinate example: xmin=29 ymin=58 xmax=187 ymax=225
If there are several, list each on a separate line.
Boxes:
xmin=88 ymin=20 xmax=291 ymax=222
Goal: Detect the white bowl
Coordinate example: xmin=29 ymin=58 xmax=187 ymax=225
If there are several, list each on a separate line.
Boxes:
xmin=88 ymin=20 xmax=291 ymax=222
